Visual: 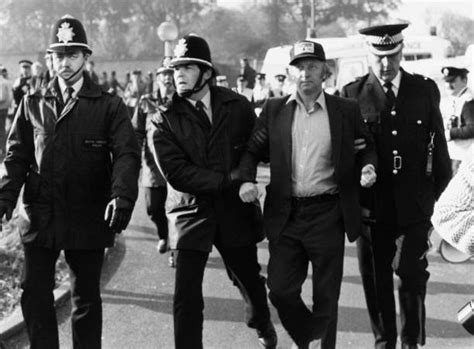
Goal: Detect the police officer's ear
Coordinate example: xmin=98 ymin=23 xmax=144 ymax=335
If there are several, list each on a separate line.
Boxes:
xmin=82 ymin=51 xmax=91 ymax=61
xmin=202 ymin=67 xmax=213 ymax=81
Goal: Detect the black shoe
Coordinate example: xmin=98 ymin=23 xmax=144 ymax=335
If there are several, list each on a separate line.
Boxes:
xmin=256 ymin=322 xmax=277 ymax=348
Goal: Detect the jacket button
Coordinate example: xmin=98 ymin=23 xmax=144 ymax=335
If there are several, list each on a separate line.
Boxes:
xmin=417 ymin=120 xmax=422 ymax=124
xmin=393 ymin=150 xmax=398 ymax=155
xmin=393 ymin=169 xmax=398 ymax=174
xmin=391 ymin=110 xmax=396 ymax=116
xmin=392 ymin=130 xmax=397 ymax=136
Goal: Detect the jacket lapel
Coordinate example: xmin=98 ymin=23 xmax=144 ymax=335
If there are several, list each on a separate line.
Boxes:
xmin=325 ymin=93 xmax=342 ymax=169
xmin=276 ymin=99 xmax=295 ymax=173
xmin=361 ymin=70 xmax=388 ymax=113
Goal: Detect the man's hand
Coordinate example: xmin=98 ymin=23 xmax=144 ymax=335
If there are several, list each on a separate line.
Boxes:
xmin=360 ymin=164 xmax=377 ymax=188
xmin=104 ymin=197 xmax=134 ymax=233
xmin=354 ymin=138 xmax=367 ymax=153
xmin=0 ymin=200 xmax=14 ymax=222
xmin=239 ymin=182 xmax=261 ymax=203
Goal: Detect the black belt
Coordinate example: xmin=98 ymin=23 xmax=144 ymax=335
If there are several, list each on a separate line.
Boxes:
xmin=291 ymin=193 xmax=339 ymax=205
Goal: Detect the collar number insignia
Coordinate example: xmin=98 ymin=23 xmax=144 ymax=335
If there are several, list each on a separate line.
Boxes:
xmin=174 ymin=39 xmax=188 ymax=57
xmin=57 ymin=22 xmax=75 ymax=43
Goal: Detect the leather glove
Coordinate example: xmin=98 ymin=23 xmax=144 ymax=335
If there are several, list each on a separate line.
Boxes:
xmin=104 ymin=197 xmax=134 ymax=234
xmin=0 ymin=199 xmax=14 ymax=221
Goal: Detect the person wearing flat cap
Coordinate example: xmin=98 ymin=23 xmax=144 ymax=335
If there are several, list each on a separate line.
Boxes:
xmin=238 ymin=39 xmax=377 ymax=349
xmin=150 ymin=33 xmax=277 ymax=349
xmin=0 ymin=15 xmax=140 ymax=348
xmin=341 ymin=24 xmax=452 ymax=349
xmin=441 ymin=66 xmax=473 ymax=172
xmin=132 ymin=59 xmax=175 ymax=267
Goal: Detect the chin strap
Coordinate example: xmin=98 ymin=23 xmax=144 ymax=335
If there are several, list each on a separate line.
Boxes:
xmin=60 ymin=61 xmax=85 ymax=83
xmin=177 ymin=67 xmax=211 ymax=98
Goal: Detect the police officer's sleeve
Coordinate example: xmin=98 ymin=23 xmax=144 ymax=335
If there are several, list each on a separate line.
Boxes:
xmin=151 ymin=112 xmax=230 ymax=195
xmin=0 ymin=97 xmax=34 ymax=204
xmin=108 ymin=98 xmax=141 ymax=203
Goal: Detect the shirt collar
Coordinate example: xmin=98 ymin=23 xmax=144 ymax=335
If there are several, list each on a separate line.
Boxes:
xmin=187 ymin=90 xmax=211 ymax=110
xmin=287 ymin=90 xmax=326 ymax=113
xmin=377 ymin=70 xmax=401 ymax=91
xmin=58 ymin=76 xmax=84 ymax=99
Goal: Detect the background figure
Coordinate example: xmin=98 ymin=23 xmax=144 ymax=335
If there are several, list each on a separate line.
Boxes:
xmin=108 ymin=70 xmax=122 ymax=96
xmin=43 ymin=53 xmax=56 ymax=85
xmin=99 ymin=71 xmax=110 ymax=92
xmin=238 ymin=40 xmax=377 ymax=349
xmin=240 ymin=57 xmax=257 ymax=89
xmin=30 ymin=61 xmax=45 ymax=92
xmin=123 ymin=69 xmax=146 ymax=117
xmin=152 ymin=34 xmax=277 ymax=349
xmin=272 ymin=74 xmax=288 ymax=97
xmin=12 ymin=59 xmax=32 ymax=117
xmin=252 ymin=73 xmax=274 ymax=116
xmin=0 ymin=15 xmax=140 ymax=349
xmin=132 ymin=62 xmax=175 ymax=267
xmin=341 ymin=24 xmax=452 ymax=349
xmin=85 ymin=60 xmax=99 ymax=84
xmin=232 ymin=74 xmax=253 ymax=103
xmin=0 ymin=66 xmax=13 ymax=157
xmin=441 ymin=66 xmax=472 ymax=173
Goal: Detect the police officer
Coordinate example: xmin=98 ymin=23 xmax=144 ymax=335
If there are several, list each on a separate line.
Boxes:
xmin=0 ymin=15 xmax=140 ymax=349
xmin=132 ymin=60 xmax=175 ymax=266
xmin=441 ymin=66 xmax=472 ymax=172
xmin=151 ymin=34 xmax=277 ymax=349
xmin=341 ymin=24 xmax=452 ymax=349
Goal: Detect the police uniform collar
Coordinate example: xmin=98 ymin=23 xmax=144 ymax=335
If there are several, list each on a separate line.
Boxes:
xmin=186 ymin=89 xmax=211 ymax=110
xmin=58 ymin=75 xmax=83 ymax=100
xmin=376 ymin=69 xmax=401 ymax=91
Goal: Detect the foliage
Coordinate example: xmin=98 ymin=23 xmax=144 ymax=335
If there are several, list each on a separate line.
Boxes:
xmin=437 ymin=11 xmax=474 ymax=56
xmin=0 ymin=0 xmax=400 ymax=64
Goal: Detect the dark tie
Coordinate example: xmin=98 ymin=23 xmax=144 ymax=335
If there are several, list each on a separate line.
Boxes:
xmin=195 ymin=100 xmax=211 ymax=129
xmin=383 ymin=81 xmax=396 ymax=108
xmin=64 ymin=86 xmax=74 ymax=104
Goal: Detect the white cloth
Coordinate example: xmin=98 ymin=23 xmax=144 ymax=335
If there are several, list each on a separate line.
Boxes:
xmin=432 ymin=145 xmax=474 ymax=255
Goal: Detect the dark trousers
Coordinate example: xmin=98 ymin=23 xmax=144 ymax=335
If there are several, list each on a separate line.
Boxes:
xmin=357 ymin=220 xmax=431 ymax=348
xmin=267 ymin=197 xmax=345 ymax=349
xmin=21 ymin=244 xmax=105 ymax=349
xmin=173 ymin=245 xmax=271 ymax=349
xmin=143 ymin=186 xmax=168 ymax=240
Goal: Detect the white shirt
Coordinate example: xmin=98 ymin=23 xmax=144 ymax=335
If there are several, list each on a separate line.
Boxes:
xmin=288 ymin=91 xmax=337 ymax=197
xmin=58 ymin=76 xmax=83 ymax=102
xmin=187 ymin=90 xmax=213 ymax=124
xmin=377 ymin=70 xmax=401 ymax=97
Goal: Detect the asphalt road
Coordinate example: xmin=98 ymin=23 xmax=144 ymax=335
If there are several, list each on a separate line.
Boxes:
xmin=3 ymin=165 xmax=474 ymax=348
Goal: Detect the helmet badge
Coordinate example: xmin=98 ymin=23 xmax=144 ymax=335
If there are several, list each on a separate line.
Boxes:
xmin=56 ymin=22 xmax=75 ymax=44
xmin=174 ymin=38 xmax=188 ymax=57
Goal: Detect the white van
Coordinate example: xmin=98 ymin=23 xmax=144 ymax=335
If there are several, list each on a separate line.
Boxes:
xmin=261 ymin=35 xmax=453 ymax=92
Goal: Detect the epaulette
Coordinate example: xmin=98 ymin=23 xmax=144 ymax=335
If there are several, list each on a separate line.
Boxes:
xmin=412 ymin=73 xmax=434 ymax=83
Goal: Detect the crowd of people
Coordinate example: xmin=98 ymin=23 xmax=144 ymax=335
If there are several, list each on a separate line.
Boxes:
xmin=0 ymin=13 xmax=473 ymax=349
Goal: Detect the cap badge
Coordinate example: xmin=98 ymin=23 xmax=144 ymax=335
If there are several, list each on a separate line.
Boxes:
xmin=56 ymin=22 xmax=75 ymax=43
xmin=381 ymin=34 xmax=393 ymax=45
xmin=174 ymin=39 xmax=188 ymax=57
xmin=294 ymin=42 xmax=314 ymax=56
